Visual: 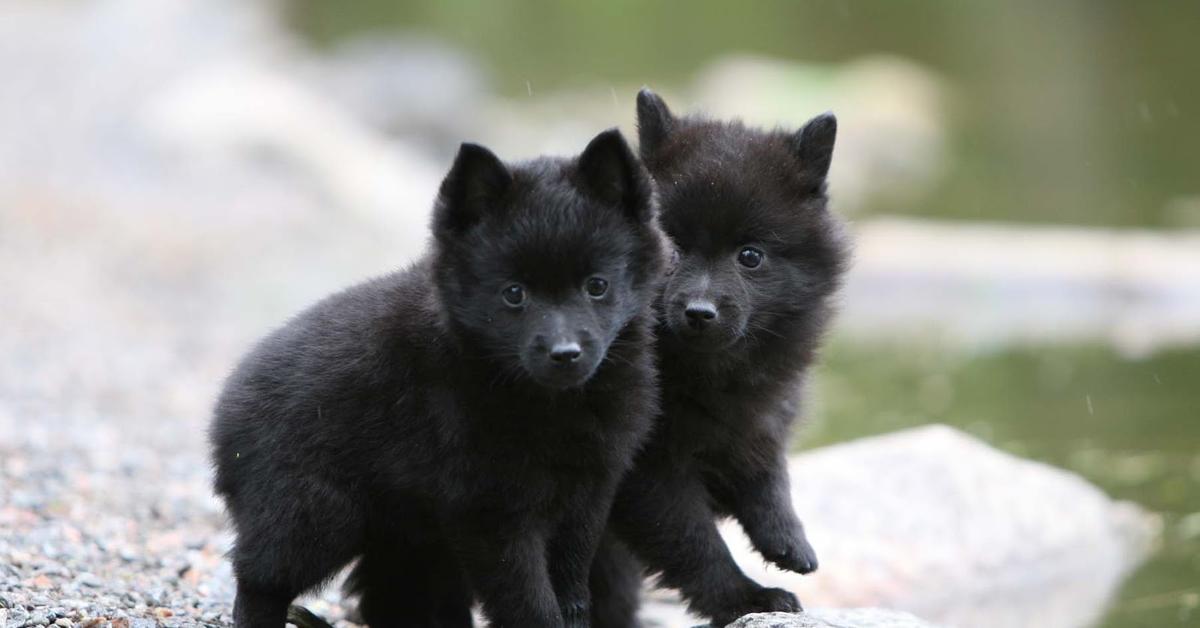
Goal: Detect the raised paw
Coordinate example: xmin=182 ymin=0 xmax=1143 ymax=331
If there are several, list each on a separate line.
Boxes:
xmin=756 ymin=531 xmax=819 ymax=575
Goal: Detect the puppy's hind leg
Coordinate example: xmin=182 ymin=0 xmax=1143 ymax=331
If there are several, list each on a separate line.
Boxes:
xmin=234 ymin=584 xmax=292 ymax=628
xmin=226 ymin=477 xmax=365 ymax=628
xmin=349 ymin=535 xmax=473 ymax=628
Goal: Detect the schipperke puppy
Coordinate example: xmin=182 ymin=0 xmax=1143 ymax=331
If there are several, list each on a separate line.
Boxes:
xmin=209 ymin=128 xmax=668 ymax=628
xmin=589 ymin=90 xmax=850 ymax=628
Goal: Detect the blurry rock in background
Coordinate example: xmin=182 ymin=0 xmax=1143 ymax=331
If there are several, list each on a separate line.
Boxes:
xmin=473 ymin=53 xmax=948 ymax=218
xmin=846 ymin=219 xmax=1200 ymax=356
xmin=693 ymin=54 xmax=947 ymax=217
xmin=311 ymin=34 xmax=486 ymax=149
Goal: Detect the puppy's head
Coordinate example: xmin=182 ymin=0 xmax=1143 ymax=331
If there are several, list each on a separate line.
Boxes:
xmin=432 ymin=129 xmax=664 ymax=389
xmin=636 ymin=89 xmax=849 ymax=353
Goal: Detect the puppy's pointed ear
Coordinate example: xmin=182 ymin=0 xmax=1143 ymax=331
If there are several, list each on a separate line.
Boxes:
xmin=636 ymin=88 xmax=675 ymax=158
xmin=434 ymin=142 xmax=513 ymax=236
xmin=790 ymin=112 xmax=837 ymax=187
xmin=577 ymin=128 xmax=653 ymax=222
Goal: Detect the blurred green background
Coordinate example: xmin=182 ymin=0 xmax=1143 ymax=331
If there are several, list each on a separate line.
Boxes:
xmin=285 ymin=2 xmax=1200 ymax=626
xmin=290 ymin=0 xmax=1200 ymax=229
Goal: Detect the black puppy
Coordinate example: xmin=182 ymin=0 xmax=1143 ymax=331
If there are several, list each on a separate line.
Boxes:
xmin=210 ymin=129 xmax=668 ymax=628
xmin=590 ymin=90 xmax=850 ymax=627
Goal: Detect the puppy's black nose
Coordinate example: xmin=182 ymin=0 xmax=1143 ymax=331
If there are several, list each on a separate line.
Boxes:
xmin=549 ymin=342 xmax=582 ymax=364
xmin=684 ymin=302 xmax=718 ymax=328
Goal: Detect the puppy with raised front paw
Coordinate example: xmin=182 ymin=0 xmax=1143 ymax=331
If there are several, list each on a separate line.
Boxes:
xmin=590 ymin=89 xmax=850 ymax=628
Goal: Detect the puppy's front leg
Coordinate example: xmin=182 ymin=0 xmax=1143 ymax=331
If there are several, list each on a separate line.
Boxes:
xmin=729 ymin=452 xmax=818 ymax=575
xmin=548 ymin=479 xmax=620 ymax=628
xmin=449 ymin=520 xmax=564 ymax=628
xmin=612 ymin=460 xmax=800 ymax=626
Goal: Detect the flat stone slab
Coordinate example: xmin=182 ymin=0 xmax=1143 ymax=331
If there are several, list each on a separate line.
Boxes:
xmin=727 ymin=609 xmax=938 ymax=628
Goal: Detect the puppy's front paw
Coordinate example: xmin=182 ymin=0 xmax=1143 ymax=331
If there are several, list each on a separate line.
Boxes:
xmin=747 ymin=586 xmax=802 ymax=613
xmin=709 ymin=585 xmax=801 ymax=626
xmin=757 ymin=532 xmax=819 ymax=575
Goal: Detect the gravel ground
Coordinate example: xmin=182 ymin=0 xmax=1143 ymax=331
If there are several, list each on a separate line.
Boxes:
xmin=0 ymin=183 xmax=408 ymax=628
xmin=0 ymin=436 xmax=235 ymax=627
xmin=0 ymin=434 xmax=367 ymax=628
xmin=0 ymin=148 xmax=410 ymax=628
xmin=0 ymin=232 xmax=372 ymax=628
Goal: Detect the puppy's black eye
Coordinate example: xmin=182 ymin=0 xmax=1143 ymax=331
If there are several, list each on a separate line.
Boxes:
xmin=737 ymin=247 xmax=764 ymax=269
xmin=501 ymin=284 xmax=526 ymax=306
xmin=585 ymin=277 xmax=609 ymax=298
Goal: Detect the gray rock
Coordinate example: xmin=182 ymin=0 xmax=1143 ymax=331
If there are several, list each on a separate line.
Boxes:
xmin=718 ymin=425 xmax=1159 ymax=628
xmin=314 ymin=35 xmax=485 ymax=143
xmin=727 ymin=610 xmax=938 ymax=628
xmin=74 ymin=572 xmax=102 ymax=588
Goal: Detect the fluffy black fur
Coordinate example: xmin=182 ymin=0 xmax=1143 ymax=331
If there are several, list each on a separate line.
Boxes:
xmin=210 ymin=129 xmax=668 ymax=628
xmin=590 ymin=90 xmax=850 ymax=628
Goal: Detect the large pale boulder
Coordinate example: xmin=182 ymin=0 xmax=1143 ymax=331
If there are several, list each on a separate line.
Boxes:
xmin=640 ymin=425 xmax=1155 ymax=627
xmin=719 ymin=425 xmax=1157 ymax=628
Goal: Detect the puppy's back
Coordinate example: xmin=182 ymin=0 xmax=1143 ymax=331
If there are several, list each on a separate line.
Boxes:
xmin=210 ymin=262 xmax=441 ymax=498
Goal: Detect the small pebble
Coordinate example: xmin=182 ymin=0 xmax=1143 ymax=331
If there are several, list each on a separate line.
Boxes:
xmin=75 ymin=573 xmax=102 ymax=588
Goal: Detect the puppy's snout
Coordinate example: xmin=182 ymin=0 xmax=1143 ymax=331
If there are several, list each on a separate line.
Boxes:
xmin=684 ymin=301 xmax=718 ymax=328
xmin=549 ymin=341 xmax=582 ymax=364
